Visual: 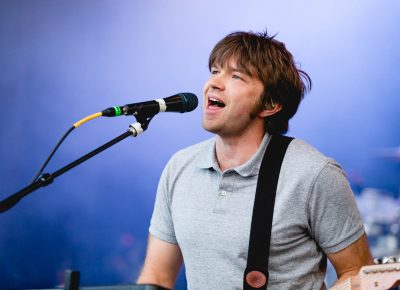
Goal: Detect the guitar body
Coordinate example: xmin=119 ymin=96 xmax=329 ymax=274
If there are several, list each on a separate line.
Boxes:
xmin=329 ymin=263 xmax=400 ymax=290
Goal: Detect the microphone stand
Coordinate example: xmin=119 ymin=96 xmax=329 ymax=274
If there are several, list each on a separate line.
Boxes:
xmin=0 ymin=113 xmax=156 ymax=214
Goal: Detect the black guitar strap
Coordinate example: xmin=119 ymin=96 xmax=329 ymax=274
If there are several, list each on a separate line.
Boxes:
xmin=243 ymin=135 xmax=294 ymax=290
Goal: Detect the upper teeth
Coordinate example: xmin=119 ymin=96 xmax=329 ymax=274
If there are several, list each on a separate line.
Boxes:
xmin=210 ymin=97 xmax=220 ymax=102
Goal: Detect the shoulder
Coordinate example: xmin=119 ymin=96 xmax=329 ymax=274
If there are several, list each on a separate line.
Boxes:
xmin=287 ymin=138 xmax=331 ymax=163
xmin=163 ymin=137 xmax=214 ymax=173
xmin=158 ymin=138 xmax=215 ymax=197
xmin=173 ymin=138 xmax=214 ymax=159
xmin=286 ymin=138 xmax=337 ymax=168
xmin=281 ymin=138 xmax=343 ymax=182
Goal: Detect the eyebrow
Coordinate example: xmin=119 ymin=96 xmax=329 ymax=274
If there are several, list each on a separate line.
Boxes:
xmin=212 ymin=63 xmax=251 ymax=77
xmin=228 ymin=66 xmax=253 ymax=78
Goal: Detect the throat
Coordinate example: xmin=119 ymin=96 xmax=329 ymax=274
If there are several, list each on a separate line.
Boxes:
xmin=215 ymin=136 xmax=263 ymax=172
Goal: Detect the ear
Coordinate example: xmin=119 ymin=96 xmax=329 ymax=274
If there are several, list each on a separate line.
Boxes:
xmin=258 ymin=102 xmax=282 ymax=118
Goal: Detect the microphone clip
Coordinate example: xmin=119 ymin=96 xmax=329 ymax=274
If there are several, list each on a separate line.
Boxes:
xmin=133 ymin=110 xmax=157 ymax=131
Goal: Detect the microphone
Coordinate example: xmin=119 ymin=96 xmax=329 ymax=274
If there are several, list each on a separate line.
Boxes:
xmin=101 ymin=92 xmax=198 ymax=117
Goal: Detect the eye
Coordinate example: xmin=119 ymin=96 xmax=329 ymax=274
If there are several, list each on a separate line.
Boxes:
xmin=210 ymin=68 xmax=220 ymax=75
xmin=232 ymin=74 xmax=244 ymax=81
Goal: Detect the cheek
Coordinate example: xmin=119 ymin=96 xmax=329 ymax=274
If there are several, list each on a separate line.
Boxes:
xmin=233 ymin=95 xmax=262 ymax=117
xmin=202 ymin=81 xmax=210 ymax=106
xmin=203 ymin=78 xmax=212 ymax=93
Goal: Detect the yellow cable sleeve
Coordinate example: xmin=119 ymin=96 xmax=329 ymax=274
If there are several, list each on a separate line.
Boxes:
xmin=73 ymin=112 xmax=102 ymax=128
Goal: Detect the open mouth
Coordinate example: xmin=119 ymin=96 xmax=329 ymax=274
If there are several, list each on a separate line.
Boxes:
xmin=208 ymin=97 xmax=225 ymax=108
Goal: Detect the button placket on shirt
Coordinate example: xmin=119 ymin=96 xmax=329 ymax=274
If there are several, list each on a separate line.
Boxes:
xmin=213 ymin=171 xmax=235 ymax=214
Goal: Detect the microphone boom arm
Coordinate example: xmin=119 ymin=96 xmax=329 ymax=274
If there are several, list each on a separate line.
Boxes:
xmin=0 ymin=121 xmax=146 ymax=214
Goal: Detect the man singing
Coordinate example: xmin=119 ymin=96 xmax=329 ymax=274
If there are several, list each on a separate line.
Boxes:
xmin=137 ymin=30 xmax=373 ymax=289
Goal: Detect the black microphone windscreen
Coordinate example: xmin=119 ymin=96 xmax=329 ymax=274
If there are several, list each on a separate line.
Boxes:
xmin=165 ymin=93 xmax=198 ymax=113
xmin=179 ymin=93 xmax=198 ymax=112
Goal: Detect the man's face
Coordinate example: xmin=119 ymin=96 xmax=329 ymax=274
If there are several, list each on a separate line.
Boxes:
xmin=202 ymin=58 xmax=265 ymax=137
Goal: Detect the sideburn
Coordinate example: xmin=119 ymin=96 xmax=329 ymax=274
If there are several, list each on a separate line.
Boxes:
xmin=250 ymin=92 xmax=269 ymax=119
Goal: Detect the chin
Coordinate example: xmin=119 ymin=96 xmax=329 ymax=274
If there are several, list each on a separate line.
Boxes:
xmin=202 ymin=121 xmax=219 ymax=134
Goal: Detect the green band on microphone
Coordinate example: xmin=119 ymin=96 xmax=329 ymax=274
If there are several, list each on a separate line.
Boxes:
xmin=114 ymin=106 xmax=122 ymax=116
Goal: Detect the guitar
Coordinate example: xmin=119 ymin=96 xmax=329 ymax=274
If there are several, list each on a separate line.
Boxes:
xmin=329 ymin=263 xmax=400 ymax=290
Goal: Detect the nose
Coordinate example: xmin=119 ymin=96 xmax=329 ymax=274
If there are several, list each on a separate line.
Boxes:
xmin=207 ymin=72 xmax=225 ymax=91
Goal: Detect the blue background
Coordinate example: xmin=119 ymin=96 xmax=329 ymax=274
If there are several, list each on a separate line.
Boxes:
xmin=1 ymin=1 xmax=399 ymax=289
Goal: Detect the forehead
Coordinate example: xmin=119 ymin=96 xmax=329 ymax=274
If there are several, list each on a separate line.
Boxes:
xmin=212 ymin=55 xmax=257 ymax=77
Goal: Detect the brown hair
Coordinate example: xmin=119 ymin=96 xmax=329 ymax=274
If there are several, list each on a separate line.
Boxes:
xmin=209 ymin=30 xmax=311 ymax=135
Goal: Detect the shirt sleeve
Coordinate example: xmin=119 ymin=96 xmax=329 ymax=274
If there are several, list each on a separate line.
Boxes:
xmin=149 ymin=159 xmax=178 ymax=244
xmin=308 ymin=161 xmax=365 ymax=254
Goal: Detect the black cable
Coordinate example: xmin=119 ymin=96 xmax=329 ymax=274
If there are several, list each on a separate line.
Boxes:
xmin=31 ymin=126 xmax=75 ymax=183
xmin=30 ymin=111 xmax=103 ymax=183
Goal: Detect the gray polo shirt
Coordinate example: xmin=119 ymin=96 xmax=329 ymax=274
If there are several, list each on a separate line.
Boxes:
xmin=149 ymin=134 xmax=364 ymax=290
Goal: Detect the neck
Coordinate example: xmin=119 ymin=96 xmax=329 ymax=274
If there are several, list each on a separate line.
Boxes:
xmin=215 ymin=130 xmax=266 ymax=172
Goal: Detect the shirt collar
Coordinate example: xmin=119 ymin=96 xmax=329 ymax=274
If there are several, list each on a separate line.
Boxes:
xmin=196 ymin=133 xmax=271 ymax=177
xmin=196 ymin=138 xmax=217 ymax=170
